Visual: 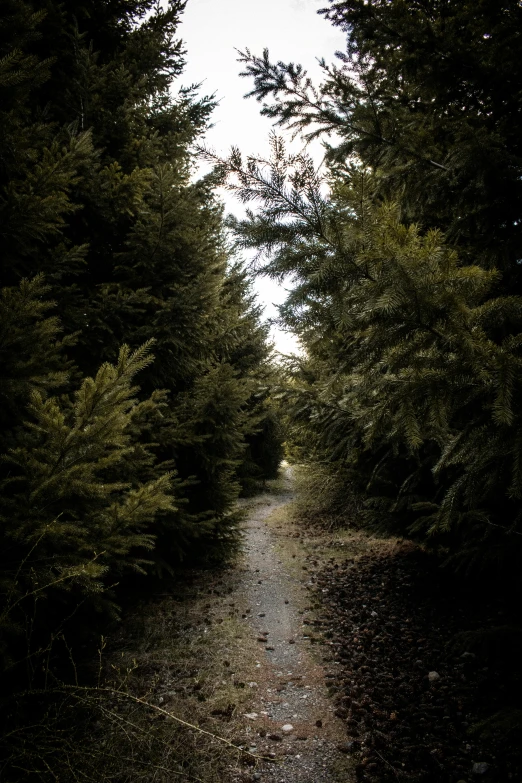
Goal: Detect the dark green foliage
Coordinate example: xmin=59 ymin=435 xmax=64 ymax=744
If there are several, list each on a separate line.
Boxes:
xmin=0 ymin=0 xmax=282 ymax=698
xmin=0 ymin=0 xmax=281 ymax=776
xmin=0 ymin=276 xmax=71 ymax=434
xmin=220 ymin=0 xmax=522 ymax=580
xmin=249 ymin=408 xmax=285 ymax=481
xmin=0 ymin=0 xmax=280 ymax=572
xmin=240 ymin=0 xmax=522 ymax=279
xmin=0 ymin=340 xmax=175 ymax=672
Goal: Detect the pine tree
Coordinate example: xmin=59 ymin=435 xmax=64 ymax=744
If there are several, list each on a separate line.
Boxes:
xmin=0 ymin=276 xmax=71 ymax=439
xmin=218 ymin=1 xmax=522 ymax=579
xmin=1 ymin=0 xmax=281 ymax=573
xmin=220 ymin=136 xmax=522 ymax=578
xmin=238 ymin=0 xmax=522 ymax=281
xmin=211 ymin=262 xmax=284 ymax=493
xmin=0 ymin=306 xmax=175 ymax=674
xmin=0 ymin=4 xmax=282 ymax=777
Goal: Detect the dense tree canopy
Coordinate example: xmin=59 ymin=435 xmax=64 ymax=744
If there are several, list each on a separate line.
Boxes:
xmin=0 ymin=0 xmax=282 ymax=698
xmin=221 ymin=0 xmax=522 ymax=580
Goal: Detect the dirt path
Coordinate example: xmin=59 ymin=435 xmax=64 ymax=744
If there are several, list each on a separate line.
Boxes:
xmin=230 ymin=467 xmax=352 ymax=783
xmin=87 ymin=466 xmax=520 ymax=782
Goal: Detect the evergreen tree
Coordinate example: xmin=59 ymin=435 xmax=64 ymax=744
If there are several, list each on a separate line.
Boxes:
xmin=213 ymin=262 xmax=284 ymax=494
xmin=0 ymin=0 xmax=283 ymax=693
xmin=0 ymin=276 xmax=71 ymax=440
xmin=0 ymin=0 xmax=282 ymax=574
xmin=0 ymin=5 xmax=282 ymax=776
xmin=216 ymin=1 xmax=522 ymax=579
xmin=0 ymin=280 xmax=175 ymax=673
xmin=238 ymin=0 xmax=522 ymax=281
xmin=220 ymin=134 xmax=522 ymax=578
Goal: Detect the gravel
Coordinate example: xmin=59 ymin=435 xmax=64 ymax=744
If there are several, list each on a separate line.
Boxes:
xmin=230 ymin=467 xmax=522 ymax=782
xmin=312 ymin=548 xmax=522 ymax=781
xmin=230 ymin=469 xmax=353 ymax=782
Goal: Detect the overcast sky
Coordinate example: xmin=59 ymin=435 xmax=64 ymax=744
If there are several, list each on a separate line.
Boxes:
xmin=179 ymin=0 xmax=346 ymax=354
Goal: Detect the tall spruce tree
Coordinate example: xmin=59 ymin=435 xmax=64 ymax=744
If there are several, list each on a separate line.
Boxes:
xmin=219 ymin=0 xmax=522 ymax=579
xmin=238 ymin=0 xmax=522 ymax=281
xmin=0 ymin=3 xmax=282 ymax=777
xmin=0 ymin=0 xmax=282 ymax=698
xmin=0 ymin=0 xmax=281 ymax=575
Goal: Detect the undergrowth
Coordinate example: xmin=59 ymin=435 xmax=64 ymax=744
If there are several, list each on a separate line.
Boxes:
xmin=290 ymin=463 xmax=364 ymax=531
xmin=1 ymin=569 xmax=264 ymax=783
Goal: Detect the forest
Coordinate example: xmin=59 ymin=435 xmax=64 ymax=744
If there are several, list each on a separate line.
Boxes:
xmin=1 ymin=1 xmax=521 ymax=781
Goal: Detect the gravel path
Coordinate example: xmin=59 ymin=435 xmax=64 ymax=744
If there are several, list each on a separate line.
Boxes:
xmin=231 ymin=467 xmax=353 ymax=783
xmin=226 ymin=467 xmax=521 ymax=782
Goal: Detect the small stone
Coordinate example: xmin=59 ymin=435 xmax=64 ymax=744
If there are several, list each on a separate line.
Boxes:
xmin=472 ymin=762 xmax=489 ymax=775
xmin=258 ymin=613 xmax=265 ymax=617
xmin=338 ymin=741 xmax=356 ymax=753
xmin=428 ymin=671 xmax=441 ymax=682
xmin=244 ymin=713 xmax=258 ymax=720
xmin=253 ymin=774 xmax=262 ymax=781
xmin=281 ymin=724 xmax=294 ymax=734
xmin=461 ymin=651 xmax=476 ymax=659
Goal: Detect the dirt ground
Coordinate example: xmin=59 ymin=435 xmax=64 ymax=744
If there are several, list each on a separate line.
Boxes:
xmin=227 ymin=465 xmax=354 ymax=782
xmin=98 ymin=464 xmax=354 ymax=783
xmin=99 ymin=464 xmax=521 ymax=783
xmin=230 ymin=466 xmax=522 ymax=783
